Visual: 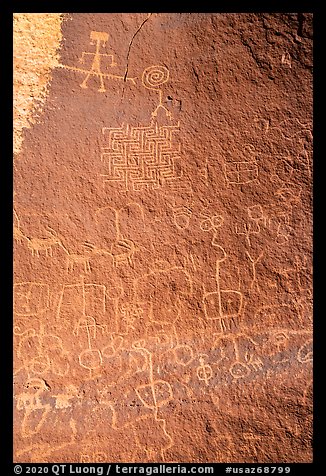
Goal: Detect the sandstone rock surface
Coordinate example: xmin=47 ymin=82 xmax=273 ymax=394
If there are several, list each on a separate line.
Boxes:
xmin=13 ymin=13 xmax=313 ymax=463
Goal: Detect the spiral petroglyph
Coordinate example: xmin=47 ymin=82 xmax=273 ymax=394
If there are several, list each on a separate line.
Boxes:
xmin=142 ymin=65 xmax=170 ymax=90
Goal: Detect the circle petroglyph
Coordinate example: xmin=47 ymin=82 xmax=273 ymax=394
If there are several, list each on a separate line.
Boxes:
xmin=142 ymin=65 xmax=169 ymax=90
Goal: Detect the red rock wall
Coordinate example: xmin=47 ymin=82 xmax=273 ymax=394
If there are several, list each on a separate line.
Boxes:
xmin=13 ymin=13 xmax=313 ymax=463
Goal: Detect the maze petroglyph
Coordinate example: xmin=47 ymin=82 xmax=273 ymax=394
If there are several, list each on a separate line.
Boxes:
xmin=101 ymin=122 xmax=182 ymax=191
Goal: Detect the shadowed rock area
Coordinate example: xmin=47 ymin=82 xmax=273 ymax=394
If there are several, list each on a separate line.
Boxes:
xmin=13 ymin=13 xmax=313 ymax=463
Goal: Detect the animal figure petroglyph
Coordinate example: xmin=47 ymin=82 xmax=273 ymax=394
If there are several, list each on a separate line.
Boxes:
xmin=67 ymin=254 xmax=92 ymax=273
xmin=84 ymin=239 xmax=136 ymax=268
xmin=21 ymin=227 xmax=66 ymax=257
xmin=111 ymin=239 xmax=136 ymax=267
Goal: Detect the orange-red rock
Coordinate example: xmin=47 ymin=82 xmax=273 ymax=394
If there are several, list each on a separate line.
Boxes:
xmin=14 ymin=13 xmax=313 ymax=463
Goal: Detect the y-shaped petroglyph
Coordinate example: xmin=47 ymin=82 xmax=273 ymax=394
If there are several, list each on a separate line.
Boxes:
xmin=58 ymin=31 xmax=136 ymax=92
xmin=245 ymin=250 xmax=264 ymax=291
xmin=235 ymin=205 xmax=267 ymax=247
xmin=142 ymin=65 xmax=172 ymax=119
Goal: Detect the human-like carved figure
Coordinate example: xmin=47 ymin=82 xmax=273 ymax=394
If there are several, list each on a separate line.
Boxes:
xmin=203 ymin=246 xmax=244 ymax=334
xmin=14 ymin=282 xmax=50 ymax=317
xmin=14 ymin=324 xmax=70 ymax=378
xmin=196 ymin=354 xmax=213 ymax=386
xmin=58 ymin=30 xmax=136 ymax=92
xmin=16 ymin=378 xmax=52 ymax=438
xmin=142 ymin=65 xmax=172 ymax=119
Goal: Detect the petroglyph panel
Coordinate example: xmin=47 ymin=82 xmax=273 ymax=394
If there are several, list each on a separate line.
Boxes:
xmin=14 ymin=13 xmax=312 ymax=463
xmin=101 ymin=122 xmax=181 ymax=192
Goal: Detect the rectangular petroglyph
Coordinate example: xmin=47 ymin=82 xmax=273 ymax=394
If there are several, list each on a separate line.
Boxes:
xmin=101 ymin=122 xmax=181 ymax=191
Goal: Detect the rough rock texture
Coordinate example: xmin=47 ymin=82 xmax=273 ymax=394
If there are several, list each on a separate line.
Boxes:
xmin=13 ymin=13 xmax=64 ymax=156
xmin=13 ymin=13 xmax=313 ymax=463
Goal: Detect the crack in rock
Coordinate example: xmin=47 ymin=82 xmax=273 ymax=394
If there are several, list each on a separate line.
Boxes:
xmin=120 ymin=13 xmax=152 ymax=101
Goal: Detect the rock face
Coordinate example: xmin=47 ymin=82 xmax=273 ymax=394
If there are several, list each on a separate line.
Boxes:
xmin=13 ymin=13 xmax=313 ymax=463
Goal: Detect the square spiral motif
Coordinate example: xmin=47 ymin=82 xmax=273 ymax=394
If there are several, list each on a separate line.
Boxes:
xmin=101 ymin=122 xmax=181 ymax=191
